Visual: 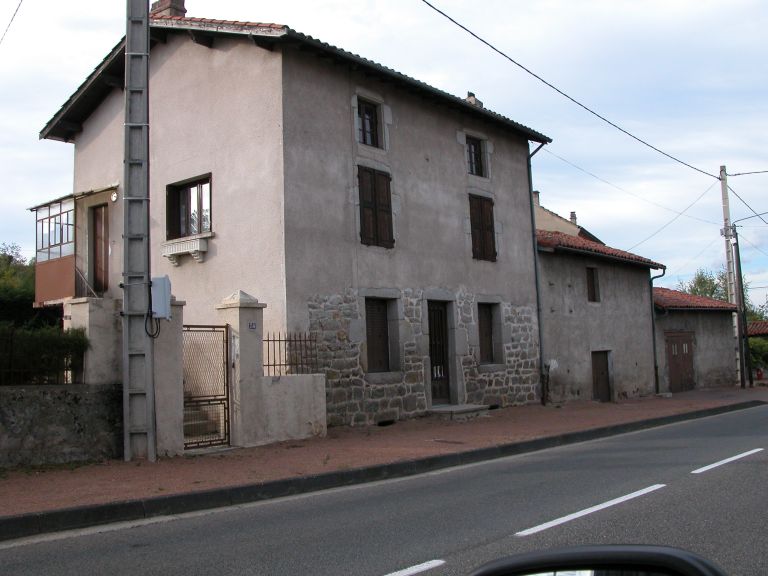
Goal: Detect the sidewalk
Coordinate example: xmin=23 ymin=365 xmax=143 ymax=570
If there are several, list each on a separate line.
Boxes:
xmin=1 ymin=386 xmax=766 ymax=540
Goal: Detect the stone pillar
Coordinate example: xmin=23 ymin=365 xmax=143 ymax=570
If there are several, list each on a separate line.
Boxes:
xmin=154 ymin=299 xmax=186 ymax=457
xmin=64 ymin=297 xmax=122 ymax=385
xmin=215 ymin=291 xmax=266 ymax=447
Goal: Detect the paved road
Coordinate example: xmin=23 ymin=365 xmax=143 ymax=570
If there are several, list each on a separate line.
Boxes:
xmin=2 ymin=405 xmax=766 ymax=576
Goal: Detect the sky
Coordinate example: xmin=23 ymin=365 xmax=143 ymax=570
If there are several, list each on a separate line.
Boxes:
xmin=1 ymin=0 xmax=766 ymax=305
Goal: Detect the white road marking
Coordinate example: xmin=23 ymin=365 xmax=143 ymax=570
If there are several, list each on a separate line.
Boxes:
xmin=515 ymin=484 xmax=666 ymax=537
xmin=383 ymin=559 xmax=446 ymax=576
xmin=691 ymin=448 xmax=763 ymax=474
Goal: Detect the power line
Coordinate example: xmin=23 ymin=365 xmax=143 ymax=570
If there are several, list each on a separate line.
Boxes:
xmin=0 ymin=0 xmax=23 ymax=47
xmin=739 ymin=232 xmax=768 ymax=259
xmin=541 ymin=148 xmax=720 ymax=226
xmin=730 ymin=170 xmax=768 ymax=177
xmin=669 ymin=236 xmax=720 ymax=279
xmin=728 ymin=185 xmax=768 ymax=225
xmin=418 ymin=0 xmax=720 ymax=180
xmin=626 ymin=181 xmax=718 ymax=252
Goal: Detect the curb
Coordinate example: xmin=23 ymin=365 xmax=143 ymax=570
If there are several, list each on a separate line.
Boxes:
xmin=1 ymin=400 xmax=764 ymax=542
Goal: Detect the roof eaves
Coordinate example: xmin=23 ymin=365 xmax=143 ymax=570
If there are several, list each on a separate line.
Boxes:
xmin=539 ymin=243 xmax=664 ymax=270
xmin=283 ymin=28 xmax=552 ymax=144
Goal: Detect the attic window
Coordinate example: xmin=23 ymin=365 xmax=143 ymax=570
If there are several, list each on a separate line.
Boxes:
xmin=467 ymin=136 xmax=485 ymax=177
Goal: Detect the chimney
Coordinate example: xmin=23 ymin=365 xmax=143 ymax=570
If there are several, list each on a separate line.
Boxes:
xmin=570 ymin=211 xmax=578 ymax=225
xmin=465 ymin=91 xmax=484 ymax=108
xmin=150 ymin=0 xmax=186 ymax=17
xmin=532 ymin=190 xmax=541 ymax=207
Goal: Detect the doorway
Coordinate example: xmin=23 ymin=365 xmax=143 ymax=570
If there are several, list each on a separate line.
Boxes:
xmin=592 ymin=350 xmax=611 ymax=402
xmin=90 ymin=204 xmax=108 ymax=294
xmin=428 ymin=301 xmax=450 ymax=405
xmin=666 ymin=332 xmax=695 ymax=392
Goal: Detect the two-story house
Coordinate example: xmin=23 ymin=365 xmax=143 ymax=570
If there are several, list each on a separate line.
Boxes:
xmin=33 ymin=0 xmax=551 ymax=426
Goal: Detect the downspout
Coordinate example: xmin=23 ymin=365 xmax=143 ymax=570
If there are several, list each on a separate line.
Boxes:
xmin=527 ymin=141 xmax=547 ymax=405
xmin=649 ymin=267 xmax=666 ymax=394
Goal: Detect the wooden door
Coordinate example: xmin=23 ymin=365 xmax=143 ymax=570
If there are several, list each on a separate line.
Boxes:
xmin=91 ymin=205 xmax=108 ymax=294
xmin=592 ymin=351 xmax=611 ymax=402
xmin=428 ymin=301 xmax=450 ymax=404
xmin=666 ymin=332 xmax=695 ymax=392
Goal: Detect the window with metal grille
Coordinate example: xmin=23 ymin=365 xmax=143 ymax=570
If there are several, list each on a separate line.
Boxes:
xmin=357 ymin=98 xmax=380 ymax=147
xmin=587 ymin=267 xmax=600 ymax=302
xmin=366 ymin=298 xmax=390 ymax=372
xmin=167 ymin=176 xmax=211 ymax=240
xmin=358 ymin=166 xmax=394 ymax=248
xmin=478 ymin=303 xmax=496 ymax=364
xmin=467 ymin=136 xmax=485 ymax=177
xmin=469 ymin=195 xmax=496 ymax=261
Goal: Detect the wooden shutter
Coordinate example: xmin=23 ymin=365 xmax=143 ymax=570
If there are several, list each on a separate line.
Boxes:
xmin=469 ymin=196 xmax=483 ymax=258
xmin=366 ymin=299 xmax=389 ymax=372
xmin=478 ymin=303 xmax=494 ymax=363
xmin=375 ymin=171 xmax=394 ymax=248
xmin=470 ymin=195 xmax=495 ymax=260
xmin=481 ymin=197 xmax=496 ymax=261
xmin=358 ymin=167 xmax=376 ymax=245
xmin=587 ymin=267 xmax=600 ymax=302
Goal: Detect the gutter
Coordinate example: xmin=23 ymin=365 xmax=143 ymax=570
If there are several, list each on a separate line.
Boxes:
xmin=527 ymin=142 xmax=547 ymax=405
xmin=649 ymin=268 xmax=667 ymax=394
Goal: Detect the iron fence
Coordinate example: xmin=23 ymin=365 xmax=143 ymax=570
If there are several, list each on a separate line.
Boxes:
xmin=0 ymin=326 xmax=85 ymax=386
xmin=263 ymin=332 xmax=318 ymax=376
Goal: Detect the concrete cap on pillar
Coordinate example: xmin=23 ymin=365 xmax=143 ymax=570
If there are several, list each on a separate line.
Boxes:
xmin=216 ymin=290 xmax=266 ymax=309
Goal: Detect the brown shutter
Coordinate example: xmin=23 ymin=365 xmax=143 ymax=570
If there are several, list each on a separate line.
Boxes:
xmin=469 ymin=196 xmax=482 ymax=258
xmin=478 ymin=304 xmax=494 ymax=363
xmin=358 ymin=167 xmax=376 ymax=245
xmin=375 ymin=171 xmax=394 ymax=248
xmin=481 ymin=198 xmax=496 ymax=261
xmin=366 ymin=299 xmax=390 ymax=372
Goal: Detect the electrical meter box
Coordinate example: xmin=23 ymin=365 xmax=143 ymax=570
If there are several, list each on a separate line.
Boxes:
xmin=151 ymin=275 xmax=172 ymax=320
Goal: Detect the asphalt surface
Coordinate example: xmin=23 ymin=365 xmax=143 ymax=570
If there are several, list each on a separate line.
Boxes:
xmin=1 ymin=404 xmax=765 ymax=576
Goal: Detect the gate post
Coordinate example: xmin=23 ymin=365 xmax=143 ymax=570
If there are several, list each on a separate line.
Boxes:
xmin=154 ymin=298 xmax=186 ymax=456
xmin=215 ymin=291 xmax=266 ymax=447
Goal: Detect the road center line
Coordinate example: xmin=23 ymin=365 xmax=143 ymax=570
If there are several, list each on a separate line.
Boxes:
xmin=383 ymin=559 xmax=446 ymax=576
xmin=515 ymin=484 xmax=666 ymax=537
xmin=691 ymin=448 xmax=764 ymax=474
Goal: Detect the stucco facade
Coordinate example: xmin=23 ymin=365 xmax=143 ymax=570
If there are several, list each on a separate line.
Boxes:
xmin=38 ymin=17 xmax=550 ymax=426
xmin=538 ymin=251 xmax=657 ymax=402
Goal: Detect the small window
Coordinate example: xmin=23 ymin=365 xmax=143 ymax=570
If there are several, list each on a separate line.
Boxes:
xmin=358 ymin=166 xmax=394 ymax=248
xmin=167 ymin=176 xmax=211 ymax=240
xmin=357 ymin=98 xmax=380 ymax=147
xmin=469 ymin=195 xmax=496 ymax=261
xmin=366 ymin=298 xmax=391 ymax=372
xmin=466 ymin=136 xmax=485 ymax=177
xmin=478 ymin=303 xmax=499 ymax=364
xmin=587 ymin=267 xmax=600 ymax=302
xmin=35 ymin=199 xmax=75 ymax=262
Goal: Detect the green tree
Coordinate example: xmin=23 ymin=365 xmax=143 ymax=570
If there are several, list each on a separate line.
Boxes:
xmin=677 ymin=267 xmax=766 ymax=321
xmin=0 ymin=242 xmax=50 ymax=326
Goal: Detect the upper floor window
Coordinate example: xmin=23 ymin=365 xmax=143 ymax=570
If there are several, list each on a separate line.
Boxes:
xmin=35 ymin=199 xmax=75 ymax=262
xmin=358 ymin=166 xmax=394 ymax=248
xmin=587 ymin=267 xmax=600 ymax=302
xmin=469 ymin=195 xmax=496 ymax=261
xmin=166 ymin=176 xmax=211 ymax=240
xmin=466 ymin=135 xmax=485 ymax=177
xmin=357 ymin=98 xmax=380 ymax=147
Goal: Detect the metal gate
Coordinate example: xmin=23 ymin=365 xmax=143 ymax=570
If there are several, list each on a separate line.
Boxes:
xmin=182 ymin=325 xmax=229 ymax=449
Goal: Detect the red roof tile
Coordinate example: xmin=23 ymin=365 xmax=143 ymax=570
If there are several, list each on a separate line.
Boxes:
xmin=536 ymin=229 xmax=663 ymax=269
xmin=150 ymin=14 xmax=286 ymax=29
xmin=748 ymin=321 xmax=768 ymax=336
xmin=653 ymin=287 xmax=737 ymax=311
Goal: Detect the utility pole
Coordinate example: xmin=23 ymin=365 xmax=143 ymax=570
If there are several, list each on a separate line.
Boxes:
xmin=122 ymin=0 xmax=156 ymax=461
xmin=732 ymin=225 xmax=754 ymax=388
xmin=719 ymin=165 xmax=742 ymax=387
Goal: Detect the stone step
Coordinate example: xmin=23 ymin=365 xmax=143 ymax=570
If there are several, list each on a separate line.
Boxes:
xmin=428 ymin=403 xmax=489 ymax=421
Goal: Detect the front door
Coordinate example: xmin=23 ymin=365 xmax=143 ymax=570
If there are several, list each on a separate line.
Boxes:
xmin=428 ymin=301 xmax=450 ymax=404
xmin=592 ymin=351 xmax=611 ymax=402
xmin=666 ymin=332 xmax=695 ymax=392
xmin=91 ymin=205 xmax=108 ymax=294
